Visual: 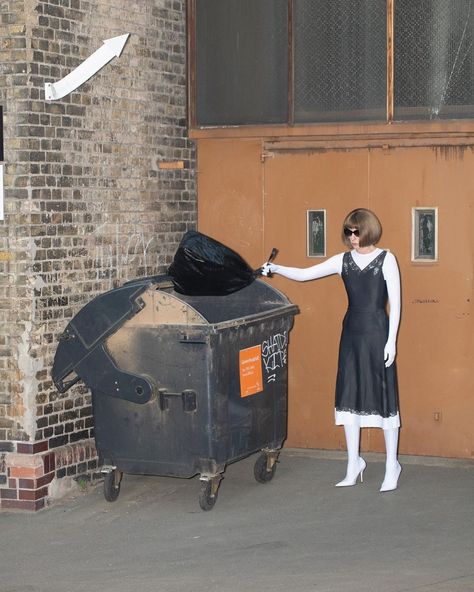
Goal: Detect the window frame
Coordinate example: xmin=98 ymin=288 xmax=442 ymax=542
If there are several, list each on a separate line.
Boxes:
xmin=187 ymin=0 xmax=474 ymax=132
xmin=188 ymin=0 xmax=295 ymax=128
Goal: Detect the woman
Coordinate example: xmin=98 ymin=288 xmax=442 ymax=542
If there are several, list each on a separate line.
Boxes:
xmin=262 ymin=208 xmax=401 ymax=492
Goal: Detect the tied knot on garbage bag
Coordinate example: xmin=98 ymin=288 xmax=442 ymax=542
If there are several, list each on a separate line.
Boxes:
xmin=168 ymin=231 xmax=278 ymax=296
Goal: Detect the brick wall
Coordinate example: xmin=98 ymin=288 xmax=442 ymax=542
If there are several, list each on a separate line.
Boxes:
xmin=0 ymin=0 xmax=196 ymax=510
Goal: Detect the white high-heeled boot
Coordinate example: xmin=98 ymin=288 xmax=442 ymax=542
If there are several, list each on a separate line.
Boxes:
xmin=335 ymin=424 xmax=366 ymax=487
xmin=380 ymin=427 xmax=401 ymax=492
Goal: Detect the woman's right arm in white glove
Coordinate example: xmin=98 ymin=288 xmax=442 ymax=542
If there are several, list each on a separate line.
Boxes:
xmin=264 ymin=253 xmax=343 ymax=281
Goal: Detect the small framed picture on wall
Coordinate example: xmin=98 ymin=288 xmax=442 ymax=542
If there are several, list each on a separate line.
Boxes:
xmin=412 ymin=207 xmax=438 ymax=262
xmin=307 ymin=210 xmax=326 ymax=257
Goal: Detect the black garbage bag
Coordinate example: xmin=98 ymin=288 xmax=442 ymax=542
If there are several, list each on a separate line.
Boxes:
xmin=168 ymin=231 xmax=258 ymax=296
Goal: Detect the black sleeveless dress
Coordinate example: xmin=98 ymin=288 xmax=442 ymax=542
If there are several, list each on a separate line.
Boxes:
xmin=335 ymin=250 xmax=399 ymax=426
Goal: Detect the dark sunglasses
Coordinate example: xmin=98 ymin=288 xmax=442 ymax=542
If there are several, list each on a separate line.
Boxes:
xmin=344 ymin=227 xmax=360 ymax=237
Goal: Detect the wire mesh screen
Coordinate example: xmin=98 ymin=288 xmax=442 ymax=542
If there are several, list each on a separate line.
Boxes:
xmin=294 ymin=0 xmax=387 ymax=123
xmin=195 ymin=0 xmax=288 ymax=126
xmin=395 ymin=0 xmax=474 ymax=120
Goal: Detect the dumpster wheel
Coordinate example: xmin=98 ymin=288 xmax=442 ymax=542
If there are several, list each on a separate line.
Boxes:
xmin=254 ymin=451 xmax=278 ymax=484
xmin=103 ymin=470 xmax=123 ymax=502
xmin=199 ymin=476 xmax=221 ymax=511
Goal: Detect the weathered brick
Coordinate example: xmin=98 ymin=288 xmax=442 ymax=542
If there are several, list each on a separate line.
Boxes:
xmin=1 ymin=498 xmax=46 ymax=511
xmin=0 ymin=0 xmax=196 ymax=508
xmin=19 ymin=486 xmax=49 ymax=501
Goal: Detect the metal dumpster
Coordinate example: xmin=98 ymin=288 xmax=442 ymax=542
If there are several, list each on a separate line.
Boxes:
xmin=52 ymin=276 xmax=299 ymax=510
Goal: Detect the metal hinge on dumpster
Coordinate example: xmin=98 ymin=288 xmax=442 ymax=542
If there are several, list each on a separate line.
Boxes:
xmin=51 ymin=281 xmax=155 ymax=404
xmin=158 ymin=388 xmax=197 ymax=412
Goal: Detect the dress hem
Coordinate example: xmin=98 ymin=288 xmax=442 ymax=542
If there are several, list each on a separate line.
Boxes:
xmin=335 ymin=410 xmax=400 ymax=429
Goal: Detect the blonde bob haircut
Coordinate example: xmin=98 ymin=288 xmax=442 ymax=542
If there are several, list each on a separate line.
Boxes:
xmin=341 ymin=208 xmax=382 ymax=248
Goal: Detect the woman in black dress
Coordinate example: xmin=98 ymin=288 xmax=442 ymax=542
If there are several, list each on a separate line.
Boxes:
xmin=262 ymin=208 xmax=401 ymax=492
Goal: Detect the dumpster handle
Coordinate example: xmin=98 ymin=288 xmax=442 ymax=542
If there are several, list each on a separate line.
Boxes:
xmin=55 ymin=372 xmax=81 ymax=393
xmin=158 ymin=388 xmax=197 ymax=413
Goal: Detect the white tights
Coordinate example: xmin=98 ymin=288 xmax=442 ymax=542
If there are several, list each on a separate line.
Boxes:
xmin=341 ymin=424 xmax=400 ymax=488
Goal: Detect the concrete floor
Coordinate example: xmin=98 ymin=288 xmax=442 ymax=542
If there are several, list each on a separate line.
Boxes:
xmin=1 ymin=448 xmax=474 ymax=592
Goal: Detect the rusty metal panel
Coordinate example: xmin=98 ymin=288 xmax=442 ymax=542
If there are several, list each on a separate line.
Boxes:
xmin=197 ymin=138 xmax=265 ymax=265
xmin=370 ymin=145 xmax=474 ymax=458
xmin=262 ymin=149 xmax=370 ymax=452
xmin=196 ymin=136 xmax=474 ymax=459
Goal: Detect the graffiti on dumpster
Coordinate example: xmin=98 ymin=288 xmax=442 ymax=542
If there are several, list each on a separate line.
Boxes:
xmin=261 ymin=331 xmax=288 ymax=384
xmin=239 ymin=331 xmax=288 ymax=395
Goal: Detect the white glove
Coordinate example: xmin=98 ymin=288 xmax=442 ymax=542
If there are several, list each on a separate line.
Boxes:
xmin=261 ymin=263 xmax=278 ymax=277
xmin=384 ymin=341 xmax=397 ymax=368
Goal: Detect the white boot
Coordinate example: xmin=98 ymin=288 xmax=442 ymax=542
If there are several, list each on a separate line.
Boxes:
xmin=380 ymin=427 xmax=401 ymax=492
xmin=335 ymin=424 xmax=366 ymax=487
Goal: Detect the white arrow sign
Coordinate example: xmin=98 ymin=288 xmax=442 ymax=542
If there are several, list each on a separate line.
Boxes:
xmin=45 ymin=34 xmax=130 ymax=101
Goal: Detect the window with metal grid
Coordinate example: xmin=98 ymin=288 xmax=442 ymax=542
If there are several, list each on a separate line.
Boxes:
xmin=195 ymin=0 xmax=288 ymax=126
xmin=294 ymin=0 xmax=387 ymax=123
xmin=191 ymin=0 xmax=474 ymax=126
xmin=395 ymin=0 xmax=474 ymax=120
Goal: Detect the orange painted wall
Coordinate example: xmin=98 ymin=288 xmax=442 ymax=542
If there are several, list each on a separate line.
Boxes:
xmin=196 ymin=133 xmax=474 ymax=460
xmin=197 ymin=139 xmax=264 ymax=264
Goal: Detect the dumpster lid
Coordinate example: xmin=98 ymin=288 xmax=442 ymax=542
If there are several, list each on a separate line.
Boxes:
xmin=51 ymin=277 xmax=298 ymax=398
xmin=52 ymin=281 xmax=153 ymax=397
xmin=170 ymin=278 xmax=295 ymax=325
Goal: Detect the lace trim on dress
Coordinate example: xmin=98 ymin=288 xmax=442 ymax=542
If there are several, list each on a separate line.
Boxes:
xmin=336 ymin=405 xmax=399 ymax=418
xmin=343 ymin=250 xmax=386 ymax=277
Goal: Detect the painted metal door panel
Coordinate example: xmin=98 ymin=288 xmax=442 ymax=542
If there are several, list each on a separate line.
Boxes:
xmin=263 ymin=149 xmax=370 ymax=452
xmin=263 ymin=146 xmax=474 ymax=458
xmin=369 ymin=146 xmax=474 ymax=458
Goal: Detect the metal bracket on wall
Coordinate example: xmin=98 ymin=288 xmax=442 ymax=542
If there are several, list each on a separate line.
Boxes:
xmin=260 ymin=151 xmax=275 ymax=163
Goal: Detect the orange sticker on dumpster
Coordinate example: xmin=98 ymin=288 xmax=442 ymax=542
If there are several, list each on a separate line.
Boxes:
xmin=239 ymin=345 xmax=263 ymax=397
